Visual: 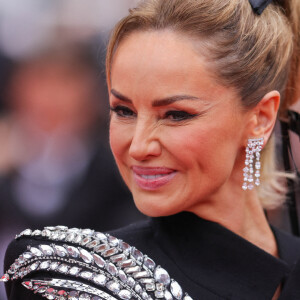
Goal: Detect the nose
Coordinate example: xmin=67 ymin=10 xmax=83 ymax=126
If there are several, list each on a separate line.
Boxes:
xmin=129 ymin=120 xmax=162 ymax=161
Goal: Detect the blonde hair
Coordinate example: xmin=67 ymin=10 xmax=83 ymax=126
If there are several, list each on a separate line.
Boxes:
xmin=106 ymin=0 xmax=300 ymax=209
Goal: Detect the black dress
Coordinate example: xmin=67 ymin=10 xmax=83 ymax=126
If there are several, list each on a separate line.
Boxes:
xmin=3 ymin=212 xmax=300 ymax=299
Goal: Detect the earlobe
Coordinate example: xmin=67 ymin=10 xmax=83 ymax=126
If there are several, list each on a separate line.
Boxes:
xmin=250 ymin=90 xmax=280 ymax=141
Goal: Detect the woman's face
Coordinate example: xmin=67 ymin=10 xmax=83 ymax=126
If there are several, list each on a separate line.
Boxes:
xmin=109 ymin=30 xmax=250 ymax=217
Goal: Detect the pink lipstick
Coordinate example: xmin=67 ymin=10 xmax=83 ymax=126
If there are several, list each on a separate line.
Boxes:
xmin=132 ymin=166 xmax=177 ymax=190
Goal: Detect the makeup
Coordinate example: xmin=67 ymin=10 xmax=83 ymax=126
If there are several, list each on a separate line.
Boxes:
xmin=132 ymin=166 xmax=177 ymax=190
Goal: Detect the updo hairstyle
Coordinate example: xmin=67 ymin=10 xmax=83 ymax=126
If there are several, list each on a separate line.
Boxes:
xmin=106 ymin=0 xmax=300 ymax=209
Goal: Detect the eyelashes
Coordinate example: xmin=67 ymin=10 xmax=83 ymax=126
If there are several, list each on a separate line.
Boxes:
xmin=110 ymin=105 xmax=136 ymax=118
xmin=164 ymin=110 xmax=199 ymax=121
xmin=110 ymin=105 xmax=199 ymax=122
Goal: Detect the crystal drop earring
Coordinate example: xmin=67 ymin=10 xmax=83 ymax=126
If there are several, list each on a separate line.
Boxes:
xmin=242 ymin=137 xmax=264 ymax=191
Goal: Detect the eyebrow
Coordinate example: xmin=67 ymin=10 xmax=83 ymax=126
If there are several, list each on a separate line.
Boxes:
xmin=111 ymin=89 xmax=132 ymax=103
xmin=111 ymin=89 xmax=201 ymax=107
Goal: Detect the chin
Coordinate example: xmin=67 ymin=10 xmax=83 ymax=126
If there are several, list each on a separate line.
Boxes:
xmin=132 ymin=192 xmax=181 ymax=218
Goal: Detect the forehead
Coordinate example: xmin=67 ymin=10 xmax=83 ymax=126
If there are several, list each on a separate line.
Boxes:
xmin=110 ymin=30 xmax=236 ymax=102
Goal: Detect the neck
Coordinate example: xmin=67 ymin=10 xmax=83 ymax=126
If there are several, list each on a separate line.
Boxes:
xmin=190 ymin=185 xmax=278 ymax=257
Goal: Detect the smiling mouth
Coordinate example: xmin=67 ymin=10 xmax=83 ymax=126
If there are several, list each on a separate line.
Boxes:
xmin=139 ymin=174 xmax=167 ymax=180
xmin=132 ymin=166 xmax=177 ymax=190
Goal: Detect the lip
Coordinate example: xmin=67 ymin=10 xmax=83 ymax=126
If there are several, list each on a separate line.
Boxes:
xmin=132 ymin=166 xmax=177 ymax=191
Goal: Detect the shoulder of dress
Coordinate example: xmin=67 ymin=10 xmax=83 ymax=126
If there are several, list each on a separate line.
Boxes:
xmin=1 ymin=225 xmax=193 ymax=300
xmin=272 ymin=225 xmax=300 ymax=265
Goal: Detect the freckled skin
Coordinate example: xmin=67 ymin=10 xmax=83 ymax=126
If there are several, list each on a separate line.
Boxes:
xmin=109 ymin=30 xmax=250 ymax=217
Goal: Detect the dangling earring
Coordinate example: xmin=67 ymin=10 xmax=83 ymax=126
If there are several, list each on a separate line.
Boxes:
xmin=242 ymin=137 xmax=264 ymax=191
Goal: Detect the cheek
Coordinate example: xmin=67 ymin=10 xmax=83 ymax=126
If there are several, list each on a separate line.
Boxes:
xmin=163 ymin=120 xmax=240 ymax=177
xmin=109 ymin=122 xmax=133 ymax=191
xmin=161 ymin=125 xmax=214 ymax=166
xmin=109 ymin=121 xmax=133 ymax=166
xmin=110 ymin=122 xmax=123 ymax=160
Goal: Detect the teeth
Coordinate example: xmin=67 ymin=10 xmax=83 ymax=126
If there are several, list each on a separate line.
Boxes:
xmin=140 ymin=174 xmax=165 ymax=180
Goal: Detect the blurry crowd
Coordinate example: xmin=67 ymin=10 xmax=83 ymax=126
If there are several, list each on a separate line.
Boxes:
xmin=0 ymin=42 xmax=145 ymax=299
xmin=0 ymin=2 xmax=143 ymax=298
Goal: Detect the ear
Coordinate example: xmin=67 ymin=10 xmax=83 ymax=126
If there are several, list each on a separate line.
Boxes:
xmin=247 ymin=90 xmax=280 ymax=144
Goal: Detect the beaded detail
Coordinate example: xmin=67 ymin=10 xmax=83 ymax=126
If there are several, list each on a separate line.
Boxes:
xmin=1 ymin=226 xmax=193 ymax=300
xmin=242 ymin=137 xmax=264 ymax=191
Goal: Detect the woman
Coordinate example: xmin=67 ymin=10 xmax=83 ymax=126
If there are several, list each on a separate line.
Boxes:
xmin=2 ymin=0 xmax=300 ymax=299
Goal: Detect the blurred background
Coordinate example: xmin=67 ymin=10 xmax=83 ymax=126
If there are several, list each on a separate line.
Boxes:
xmin=0 ymin=1 xmax=143 ymax=298
xmin=0 ymin=1 xmax=299 ymax=299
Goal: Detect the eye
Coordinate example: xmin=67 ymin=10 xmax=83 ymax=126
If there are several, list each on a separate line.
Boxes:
xmin=164 ymin=110 xmax=198 ymax=121
xmin=110 ymin=105 xmax=136 ymax=118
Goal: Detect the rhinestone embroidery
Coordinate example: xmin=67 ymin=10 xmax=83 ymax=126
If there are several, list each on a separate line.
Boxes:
xmin=1 ymin=226 xmax=194 ymax=300
xmin=22 ymin=278 xmax=117 ymax=300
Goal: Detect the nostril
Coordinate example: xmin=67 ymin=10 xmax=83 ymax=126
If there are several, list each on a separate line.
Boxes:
xmin=129 ymin=139 xmax=162 ymax=161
